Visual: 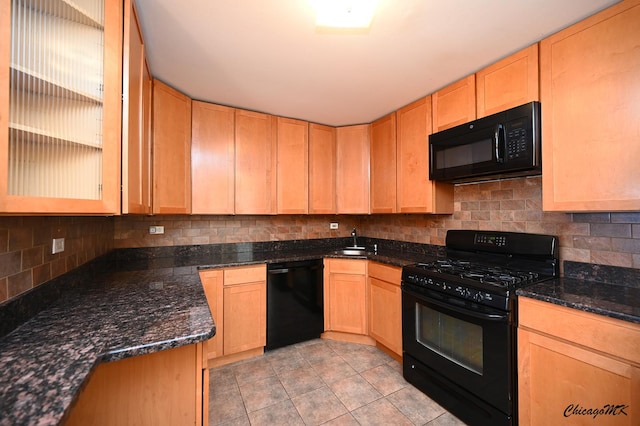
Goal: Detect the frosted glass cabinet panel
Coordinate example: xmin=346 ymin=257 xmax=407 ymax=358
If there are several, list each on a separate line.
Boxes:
xmin=0 ymin=0 xmax=122 ymax=213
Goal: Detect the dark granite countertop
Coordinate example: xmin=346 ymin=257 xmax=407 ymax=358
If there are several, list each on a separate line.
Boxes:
xmin=2 ymin=238 xmax=638 ymax=425
xmin=517 ymin=261 xmax=640 ymax=324
xmin=0 ymin=262 xmax=215 ymax=426
xmin=0 ymin=237 xmax=436 ymax=426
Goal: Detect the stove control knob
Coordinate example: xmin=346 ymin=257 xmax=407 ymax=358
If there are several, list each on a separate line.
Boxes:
xmin=474 ymin=292 xmax=484 ymax=302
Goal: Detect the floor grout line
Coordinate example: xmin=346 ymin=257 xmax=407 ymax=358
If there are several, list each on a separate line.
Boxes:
xmin=209 ymin=339 xmax=467 ymax=425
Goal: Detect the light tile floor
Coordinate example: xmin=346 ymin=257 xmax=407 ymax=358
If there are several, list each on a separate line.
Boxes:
xmin=209 ymin=339 xmax=467 ymax=425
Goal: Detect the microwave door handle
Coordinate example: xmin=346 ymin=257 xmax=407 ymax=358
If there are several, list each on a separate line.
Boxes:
xmin=495 ymin=123 xmax=505 ymax=163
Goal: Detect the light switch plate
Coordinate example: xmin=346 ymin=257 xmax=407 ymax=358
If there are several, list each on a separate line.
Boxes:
xmin=149 ymin=226 xmax=165 ymax=234
xmin=330 ymin=222 xmax=339 ymax=230
xmin=52 ymin=238 xmax=65 ymax=254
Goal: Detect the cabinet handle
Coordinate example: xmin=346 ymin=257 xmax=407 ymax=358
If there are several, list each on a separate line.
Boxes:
xmin=495 ymin=123 xmax=505 ymax=164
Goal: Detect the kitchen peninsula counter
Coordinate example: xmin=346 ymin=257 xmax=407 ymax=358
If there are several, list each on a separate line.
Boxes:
xmin=0 ymin=257 xmax=215 ymax=426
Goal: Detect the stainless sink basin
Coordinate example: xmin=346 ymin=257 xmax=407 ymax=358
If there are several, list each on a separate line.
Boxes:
xmin=334 ymin=248 xmax=368 ymax=256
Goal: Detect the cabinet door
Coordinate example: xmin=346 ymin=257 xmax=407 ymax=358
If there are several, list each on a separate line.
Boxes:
xmin=396 ymin=97 xmax=453 ymax=214
xmin=326 ymin=273 xmax=367 ymax=334
xmin=235 ymin=109 xmax=277 ymax=214
xmin=199 ymin=269 xmax=224 ymax=360
xmin=518 ymin=297 xmax=640 ymax=426
xmin=309 ymin=123 xmax=337 ymax=214
xmin=66 ymin=343 xmax=205 ymax=426
xmin=370 ymin=113 xmax=397 ymax=213
xmin=0 ymin=0 xmax=122 ymax=214
xmin=476 ymin=44 xmax=539 ymax=118
xmin=519 ymin=329 xmax=639 ymax=426
xmin=152 ymin=80 xmax=191 ymax=214
xmin=324 ymin=259 xmax=367 ymax=335
xmin=541 ymin=0 xmax=640 ymax=211
xmin=368 ymin=262 xmax=402 ymax=356
xmin=122 ymin=0 xmax=151 ymax=214
xmin=191 ymin=102 xmax=235 ymax=214
xmin=277 ymin=117 xmax=309 ymax=214
xmin=336 ymin=124 xmax=370 ymax=214
xmin=432 ymin=75 xmax=476 ymax=132
xmin=223 ymin=281 xmax=266 ymax=355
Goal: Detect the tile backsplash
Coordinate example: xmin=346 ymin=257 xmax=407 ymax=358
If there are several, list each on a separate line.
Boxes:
xmin=0 ymin=217 xmax=113 ymax=303
xmin=360 ymin=177 xmax=640 ymax=269
xmin=113 ymin=176 xmax=639 ymax=271
xmin=2 ymin=176 xmax=639 ymax=303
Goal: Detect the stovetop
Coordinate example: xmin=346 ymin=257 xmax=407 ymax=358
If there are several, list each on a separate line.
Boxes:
xmin=401 ymin=230 xmax=559 ymax=310
xmin=412 ymin=259 xmax=544 ymax=288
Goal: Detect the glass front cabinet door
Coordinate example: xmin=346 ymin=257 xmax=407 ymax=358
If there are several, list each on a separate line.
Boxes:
xmin=0 ymin=0 xmax=122 ymax=214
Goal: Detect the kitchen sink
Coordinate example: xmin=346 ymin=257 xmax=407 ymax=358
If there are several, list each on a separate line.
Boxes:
xmin=333 ymin=248 xmax=369 ymax=256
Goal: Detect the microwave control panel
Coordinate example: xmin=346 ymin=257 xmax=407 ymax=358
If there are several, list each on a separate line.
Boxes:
xmin=506 ymin=122 xmax=528 ymax=160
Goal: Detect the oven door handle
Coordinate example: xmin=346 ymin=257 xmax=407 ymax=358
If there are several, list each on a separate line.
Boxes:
xmin=405 ymin=287 xmax=508 ymax=322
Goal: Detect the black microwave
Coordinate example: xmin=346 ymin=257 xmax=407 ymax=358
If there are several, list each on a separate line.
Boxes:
xmin=429 ymin=101 xmax=541 ymax=182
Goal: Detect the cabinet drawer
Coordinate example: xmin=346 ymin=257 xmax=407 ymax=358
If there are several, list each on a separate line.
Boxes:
xmin=224 ymin=264 xmax=266 ymax=286
xmin=368 ymin=261 xmax=401 ymax=284
xmin=326 ymin=259 xmax=366 ymax=274
xmin=519 ymin=297 xmax=640 ymax=364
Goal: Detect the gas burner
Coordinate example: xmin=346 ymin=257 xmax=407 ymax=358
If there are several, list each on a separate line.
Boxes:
xmin=415 ymin=260 xmax=540 ymax=287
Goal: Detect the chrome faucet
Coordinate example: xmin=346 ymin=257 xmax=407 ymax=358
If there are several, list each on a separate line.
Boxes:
xmin=350 ymin=228 xmax=364 ymax=249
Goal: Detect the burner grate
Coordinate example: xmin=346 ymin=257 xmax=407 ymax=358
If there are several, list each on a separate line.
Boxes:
xmin=415 ymin=259 xmax=540 ymax=287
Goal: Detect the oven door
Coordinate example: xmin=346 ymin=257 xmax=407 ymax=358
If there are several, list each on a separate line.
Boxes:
xmin=402 ymin=283 xmax=514 ymax=423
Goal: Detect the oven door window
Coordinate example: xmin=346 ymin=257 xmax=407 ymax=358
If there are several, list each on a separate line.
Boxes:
xmin=416 ymin=304 xmax=483 ymax=375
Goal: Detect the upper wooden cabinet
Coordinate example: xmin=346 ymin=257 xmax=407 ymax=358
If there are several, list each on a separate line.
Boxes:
xmin=276 ymin=117 xmax=309 ymax=214
xmin=152 ymin=80 xmax=191 ymax=214
xmin=336 ymin=124 xmax=370 ymax=214
xmin=432 ymin=75 xmax=476 ymax=132
xmin=309 ymin=123 xmax=337 ymax=214
xmin=370 ymin=113 xmax=397 ymax=214
xmin=191 ymin=102 xmax=235 ymax=214
xmin=476 ymin=44 xmax=539 ymax=118
xmin=0 ymin=0 xmax=122 ymax=214
xmin=122 ymin=0 xmax=151 ymax=214
xmin=235 ymin=109 xmax=277 ymax=215
xmin=540 ymin=0 xmax=640 ymax=211
xmin=396 ymin=97 xmax=453 ymax=214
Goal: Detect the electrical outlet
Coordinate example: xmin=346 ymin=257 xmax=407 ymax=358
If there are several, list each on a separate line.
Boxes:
xmin=330 ymin=222 xmax=339 ymax=230
xmin=52 ymin=238 xmax=65 ymax=254
xmin=149 ymin=226 xmax=165 ymax=235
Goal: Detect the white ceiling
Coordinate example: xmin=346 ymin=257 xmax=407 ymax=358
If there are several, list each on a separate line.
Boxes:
xmin=134 ymin=0 xmax=619 ymax=127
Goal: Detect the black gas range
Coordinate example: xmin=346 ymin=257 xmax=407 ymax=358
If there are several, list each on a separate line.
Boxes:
xmin=401 ymin=230 xmax=558 ymax=426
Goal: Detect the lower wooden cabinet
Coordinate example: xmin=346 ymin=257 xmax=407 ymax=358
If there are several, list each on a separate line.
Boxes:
xmin=199 ymin=269 xmax=224 ymax=359
xmin=367 ymin=262 xmax=402 ymax=357
xmin=199 ymin=265 xmax=266 ymax=366
xmin=518 ymin=297 xmax=640 ymax=426
xmin=324 ymin=259 xmax=368 ymax=335
xmin=65 ymin=343 xmax=208 ymax=426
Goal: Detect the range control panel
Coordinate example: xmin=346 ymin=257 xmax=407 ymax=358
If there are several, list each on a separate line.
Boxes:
xmin=474 ymin=233 xmax=507 ymax=247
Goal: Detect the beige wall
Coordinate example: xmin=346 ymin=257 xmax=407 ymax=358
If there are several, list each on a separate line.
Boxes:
xmin=2 ymin=176 xmax=639 ymax=304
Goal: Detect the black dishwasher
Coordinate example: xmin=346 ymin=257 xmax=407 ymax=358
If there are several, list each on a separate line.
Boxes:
xmin=266 ymin=259 xmax=324 ymax=351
